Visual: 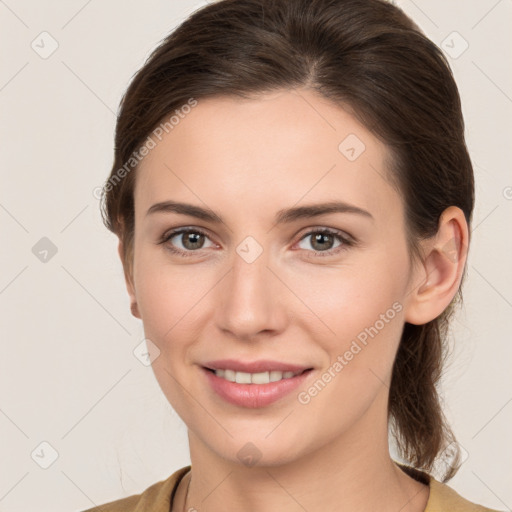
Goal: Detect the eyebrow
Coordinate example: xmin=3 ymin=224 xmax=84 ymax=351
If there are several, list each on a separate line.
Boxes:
xmin=146 ymin=200 xmax=373 ymax=224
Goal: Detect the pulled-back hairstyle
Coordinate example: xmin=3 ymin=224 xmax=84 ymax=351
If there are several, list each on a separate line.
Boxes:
xmin=101 ymin=0 xmax=474 ymax=482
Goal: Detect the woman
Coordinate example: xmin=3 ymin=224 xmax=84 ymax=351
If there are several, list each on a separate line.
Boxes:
xmin=83 ymin=0 xmax=502 ymax=510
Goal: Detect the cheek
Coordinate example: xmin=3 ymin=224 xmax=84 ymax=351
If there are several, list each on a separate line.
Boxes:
xmin=132 ymin=254 xmax=208 ymax=410
xmin=132 ymin=250 xmax=209 ymax=347
xmin=288 ymin=254 xmax=409 ymax=418
xmin=290 ymin=254 xmax=408 ymax=345
xmin=292 ymin=263 xmax=407 ymax=437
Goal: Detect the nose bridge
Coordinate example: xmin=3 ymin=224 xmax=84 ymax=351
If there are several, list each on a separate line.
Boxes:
xmin=215 ymin=234 xmax=285 ymax=338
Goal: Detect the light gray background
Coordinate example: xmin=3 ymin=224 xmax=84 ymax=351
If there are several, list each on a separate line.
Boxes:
xmin=0 ymin=1 xmax=511 ymax=511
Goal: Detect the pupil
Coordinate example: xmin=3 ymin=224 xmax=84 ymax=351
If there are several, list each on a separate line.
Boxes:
xmin=313 ymin=233 xmax=332 ymax=251
xmin=185 ymin=232 xmax=203 ymax=249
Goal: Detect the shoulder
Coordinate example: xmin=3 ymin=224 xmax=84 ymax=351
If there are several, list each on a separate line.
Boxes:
xmin=395 ymin=461 xmax=502 ymax=512
xmin=427 ymin=477 xmax=504 ymax=512
xmin=78 ymin=465 xmax=191 ymax=512
xmin=395 ymin=462 xmax=503 ymax=512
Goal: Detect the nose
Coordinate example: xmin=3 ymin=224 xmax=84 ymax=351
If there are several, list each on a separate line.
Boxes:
xmin=214 ymin=242 xmax=288 ymax=341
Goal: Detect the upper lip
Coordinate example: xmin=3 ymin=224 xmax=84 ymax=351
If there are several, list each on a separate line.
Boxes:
xmin=203 ymin=359 xmax=313 ymax=373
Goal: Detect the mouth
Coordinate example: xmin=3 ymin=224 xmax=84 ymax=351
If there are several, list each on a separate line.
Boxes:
xmin=201 ymin=363 xmax=315 ymax=408
xmin=202 ymin=367 xmax=313 ymax=384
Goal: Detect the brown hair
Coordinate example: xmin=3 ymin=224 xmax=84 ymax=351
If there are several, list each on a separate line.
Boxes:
xmin=101 ymin=0 xmax=474 ymax=482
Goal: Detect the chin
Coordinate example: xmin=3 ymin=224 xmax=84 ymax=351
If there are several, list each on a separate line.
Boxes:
xmin=207 ymin=434 xmax=307 ymax=469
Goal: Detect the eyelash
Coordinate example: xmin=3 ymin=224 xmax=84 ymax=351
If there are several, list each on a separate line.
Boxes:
xmin=158 ymin=226 xmax=355 ymax=259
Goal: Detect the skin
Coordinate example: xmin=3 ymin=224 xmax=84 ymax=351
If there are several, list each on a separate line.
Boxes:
xmin=119 ymin=88 xmax=469 ymax=512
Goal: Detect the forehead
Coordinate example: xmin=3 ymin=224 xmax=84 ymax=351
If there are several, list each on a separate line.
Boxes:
xmin=134 ymin=88 xmax=402 ymax=227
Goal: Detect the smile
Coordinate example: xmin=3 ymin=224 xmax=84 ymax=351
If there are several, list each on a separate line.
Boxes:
xmin=210 ymin=368 xmax=306 ymax=384
xmin=202 ymin=366 xmax=314 ymax=408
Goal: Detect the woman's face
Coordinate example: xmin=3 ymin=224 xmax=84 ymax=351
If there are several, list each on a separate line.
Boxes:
xmin=127 ymin=88 xmax=421 ymax=467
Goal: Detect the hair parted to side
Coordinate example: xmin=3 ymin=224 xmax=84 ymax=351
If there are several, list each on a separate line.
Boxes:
xmin=101 ymin=0 xmax=474 ymax=482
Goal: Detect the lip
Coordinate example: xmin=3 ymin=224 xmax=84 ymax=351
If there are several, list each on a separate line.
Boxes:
xmin=203 ymin=359 xmax=312 ymax=373
xmin=202 ymin=366 xmax=314 ymax=408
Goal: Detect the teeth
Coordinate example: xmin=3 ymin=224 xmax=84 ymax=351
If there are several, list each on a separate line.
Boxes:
xmin=235 ymin=371 xmax=252 ymax=384
xmin=213 ymin=369 xmax=302 ymax=384
xmin=252 ymin=371 xmax=271 ymax=384
xmin=224 ymin=369 xmax=235 ymax=382
xmin=269 ymin=370 xmax=282 ymax=382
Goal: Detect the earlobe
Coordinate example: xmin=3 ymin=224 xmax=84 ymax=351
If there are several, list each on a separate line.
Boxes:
xmin=404 ymin=206 xmax=469 ymax=325
xmin=130 ymin=301 xmax=141 ymax=318
xmin=117 ymin=239 xmax=141 ymax=319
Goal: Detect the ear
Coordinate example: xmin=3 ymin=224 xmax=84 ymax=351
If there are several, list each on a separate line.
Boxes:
xmin=404 ymin=206 xmax=469 ymax=325
xmin=117 ymin=239 xmax=141 ymax=319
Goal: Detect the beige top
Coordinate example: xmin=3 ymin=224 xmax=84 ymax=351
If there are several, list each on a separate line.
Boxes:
xmin=80 ymin=463 xmax=503 ymax=512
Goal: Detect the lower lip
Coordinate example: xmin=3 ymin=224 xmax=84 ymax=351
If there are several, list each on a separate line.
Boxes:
xmin=202 ymin=367 xmax=313 ymax=408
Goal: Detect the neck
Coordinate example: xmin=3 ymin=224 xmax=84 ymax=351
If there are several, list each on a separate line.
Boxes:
xmin=180 ymin=393 xmax=429 ymax=512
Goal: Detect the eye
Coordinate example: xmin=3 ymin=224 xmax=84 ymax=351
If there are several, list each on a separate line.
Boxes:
xmin=295 ymin=228 xmax=353 ymax=257
xmin=158 ymin=226 xmax=354 ymax=258
xmin=158 ymin=227 xmax=216 ymax=257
